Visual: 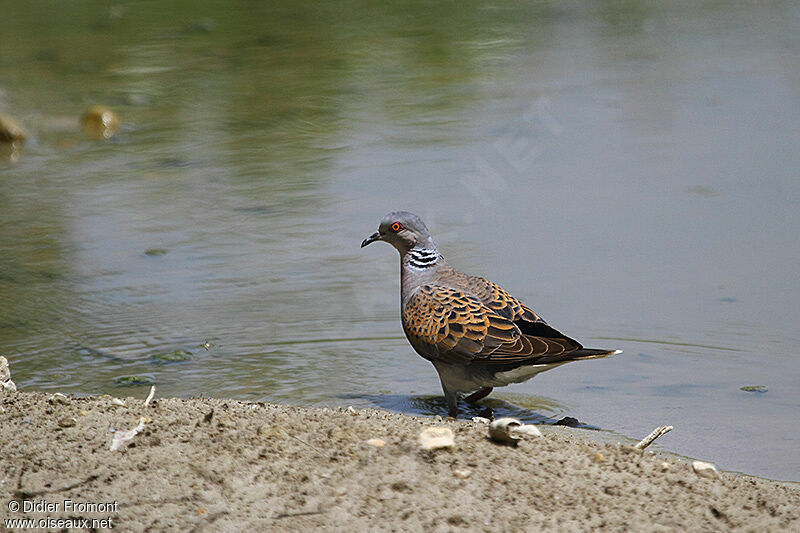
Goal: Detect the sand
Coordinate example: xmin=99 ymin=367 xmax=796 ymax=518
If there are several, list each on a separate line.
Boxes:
xmin=1 ymin=390 xmax=797 ymax=532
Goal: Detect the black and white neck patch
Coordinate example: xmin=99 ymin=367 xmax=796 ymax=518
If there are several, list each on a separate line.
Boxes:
xmin=406 ymin=248 xmax=441 ymax=270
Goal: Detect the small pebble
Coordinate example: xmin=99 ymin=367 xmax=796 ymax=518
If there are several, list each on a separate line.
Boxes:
xmin=593 ymin=452 xmax=606 ymax=463
xmin=0 ymin=113 xmax=27 ymax=143
xmin=472 ymin=416 xmax=490 ymax=424
xmin=59 ymin=416 xmax=77 ymax=427
xmin=81 ymin=105 xmax=120 ymax=140
xmin=453 ymin=468 xmax=472 ymax=479
xmin=49 ymin=393 xmax=70 ymax=404
xmin=419 ymin=427 xmax=455 ymax=451
xmin=692 ymin=460 xmax=718 ymax=479
xmin=366 ymin=438 xmax=386 ymax=447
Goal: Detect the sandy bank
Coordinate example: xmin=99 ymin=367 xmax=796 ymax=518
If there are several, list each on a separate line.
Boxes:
xmin=1 ymin=390 xmax=797 ymax=532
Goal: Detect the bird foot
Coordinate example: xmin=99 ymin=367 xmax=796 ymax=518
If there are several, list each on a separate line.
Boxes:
xmin=464 ymin=387 xmax=493 ymax=404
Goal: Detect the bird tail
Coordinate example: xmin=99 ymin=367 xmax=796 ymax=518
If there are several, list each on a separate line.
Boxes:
xmin=568 ymin=348 xmax=622 ymax=360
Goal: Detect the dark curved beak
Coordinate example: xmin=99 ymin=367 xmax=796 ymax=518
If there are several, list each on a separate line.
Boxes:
xmin=361 ymin=231 xmax=381 ymax=248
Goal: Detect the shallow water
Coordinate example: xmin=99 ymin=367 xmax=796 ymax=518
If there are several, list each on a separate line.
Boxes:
xmin=2 ymin=1 xmax=799 ymax=480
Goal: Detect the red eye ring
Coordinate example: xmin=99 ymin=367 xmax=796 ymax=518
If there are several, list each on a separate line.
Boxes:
xmin=390 ymin=222 xmax=403 ymax=232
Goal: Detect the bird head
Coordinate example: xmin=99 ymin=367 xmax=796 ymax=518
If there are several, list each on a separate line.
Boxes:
xmin=361 ymin=211 xmax=435 ymax=254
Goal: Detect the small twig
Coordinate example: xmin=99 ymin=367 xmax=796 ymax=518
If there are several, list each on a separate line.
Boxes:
xmin=144 ymin=385 xmax=156 ymax=407
xmin=274 ymin=509 xmax=325 ymax=519
xmin=635 ymin=425 xmax=673 ymax=450
xmin=15 ymin=473 xmax=99 ymax=499
xmin=279 ymin=429 xmax=326 ymax=457
xmin=116 ymin=496 xmax=197 ymax=509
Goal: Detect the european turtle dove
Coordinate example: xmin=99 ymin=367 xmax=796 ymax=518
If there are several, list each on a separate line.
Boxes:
xmin=361 ymin=211 xmax=620 ymax=418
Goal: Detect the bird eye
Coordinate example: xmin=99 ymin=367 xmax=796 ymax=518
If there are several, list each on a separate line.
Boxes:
xmin=390 ymin=222 xmax=403 ymax=232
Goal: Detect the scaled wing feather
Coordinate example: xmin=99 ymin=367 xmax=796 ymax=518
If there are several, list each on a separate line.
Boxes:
xmin=402 ymin=284 xmax=584 ymax=366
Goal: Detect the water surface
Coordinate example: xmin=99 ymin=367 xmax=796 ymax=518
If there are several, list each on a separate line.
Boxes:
xmin=2 ymin=1 xmax=799 ymax=481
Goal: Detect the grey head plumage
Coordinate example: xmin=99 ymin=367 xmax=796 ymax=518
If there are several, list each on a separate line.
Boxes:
xmin=360 ymin=211 xmax=437 ymax=255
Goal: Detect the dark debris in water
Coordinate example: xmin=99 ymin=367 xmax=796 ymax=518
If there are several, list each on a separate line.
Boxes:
xmin=144 ymin=248 xmax=168 ymax=257
xmin=115 ymin=375 xmax=155 ymax=386
xmin=150 ymin=350 xmax=192 ymax=364
xmin=554 ymin=416 xmax=582 ymax=427
xmin=740 ymin=385 xmax=767 ymax=393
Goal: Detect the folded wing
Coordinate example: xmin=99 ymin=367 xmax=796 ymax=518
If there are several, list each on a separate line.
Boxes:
xmin=402 ymin=284 xmax=612 ymax=367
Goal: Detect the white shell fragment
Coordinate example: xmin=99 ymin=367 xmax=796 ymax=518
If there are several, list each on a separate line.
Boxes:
xmin=692 ymin=460 xmax=718 ymax=478
xmin=110 ymin=417 xmax=147 ymax=451
xmin=488 ymin=418 xmax=542 ymax=445
xmin=418 ymin=427 xmax=455 ymax=451
xmin=0 ymin=356 xmax=11 ymax=382
xmin=49 ymin=393 xmax=70 ymax=404
xmin=512 ymin=424 xmax=542 ymax=438
xmin=144 ymin=385 xmax=156 ymax=407
xmin=366 ymin=438 xmax=386 ymax=447
xmin=111 ymin=398 xmax=126 ymax=407
xmin=0 ymin=356 xmax=17 ymax=392
xmin=635 ymin=425 xmax=673 ymax=450
xmin=489 ymin=417 xmax=523 ymax=445
xmin=472 ymin=416 xmax=491 ymax=424
xmin=489 ymin=417 xmax=542 ymax=446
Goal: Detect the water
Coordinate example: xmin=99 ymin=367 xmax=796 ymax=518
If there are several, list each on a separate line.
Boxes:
xmin=2 ymin=1 xmax=799 ymax=481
